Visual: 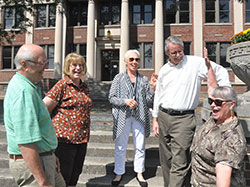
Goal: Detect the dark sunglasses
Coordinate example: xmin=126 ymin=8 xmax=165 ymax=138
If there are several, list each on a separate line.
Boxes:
xmin=129 ymin=57 xmax=140 ymax=62
xmin=208 ymin=97 xmax=232 ymax=106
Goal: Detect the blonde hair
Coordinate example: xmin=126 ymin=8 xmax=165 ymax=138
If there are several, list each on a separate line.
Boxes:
xmin=63 ymin=53 xmax=87 ymax=76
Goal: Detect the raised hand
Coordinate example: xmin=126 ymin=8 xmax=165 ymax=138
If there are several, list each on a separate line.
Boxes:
xmin=149 ymin=73 xmax=158 ymax=92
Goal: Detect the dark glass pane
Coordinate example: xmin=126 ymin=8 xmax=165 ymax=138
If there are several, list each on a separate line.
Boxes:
xmin=15 ymin=7 xmax=25 ymax=28
xmin=48 ymin=45 xmax=54 ymax=69
xmin=206 ymin=0 xmax=215 ymax=10
xmin=4 ymin=8 xmax=13 ymax=29
xmin=144 ymin=13 xmax=152 ymax=23
xmin=133 ymin=13 xmax=141 ymax=24
xmin=145 ymin=4 xmax=152 ymax=12
xmin=166 ymin=0 xmax=175 ymax=10
xmin=37 ymin=5 xmax=46 ymax=27
xmin=219 ymin=0 xmax=229 ymax=11
xmin=100 ymin=5 xmax=109 ymax=25
xmin=49 ymin=5 xmax=56 ymax=27
xmin=166 ymin=13 xmax=176 ymax=23
xmin=184 ymin=42 xmax=191 ymax=55
xmin=246 ymin=1 xmax=250 ymax=9
xmin=133 ymin=5 xmax=141 ymax=13
xmin=80 ymin=44 xmax=86 ymax=57
xmin=180 ymin=1 xmax=189 ymax=10
xmin=206 ymin=42 xmax=216 ymax=62
xmin=2 ymin=47 xmax=12 ymax=69
xmin=246 ymin=12 xmax=250 ymax=22
xmin=69 ymin=4 xmax=78 ymax=26
xmin=112 ymin=5 xmax=120 ymax=24
xmin=220 ymin=42 xmax=230 ymax=67
xmin=206 ymin=12 xmax=215 ymax=23
xmin=180 ymin=12 xmax=189 ymax=23
xmin=80 ymin=4 xmax=88 ymax=25
xmin=144 ymin=43 xmax=153 ymax=68
xmin=219 ymin=12 xmax=229 ymax=23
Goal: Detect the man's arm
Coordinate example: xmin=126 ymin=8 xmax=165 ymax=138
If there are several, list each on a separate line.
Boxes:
xmin=18 ymin=143 xmax=52 ymax=187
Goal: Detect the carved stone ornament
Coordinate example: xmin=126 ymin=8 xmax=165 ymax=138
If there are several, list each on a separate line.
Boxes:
xmin=227 ymin=41 xmax=250 ymax=87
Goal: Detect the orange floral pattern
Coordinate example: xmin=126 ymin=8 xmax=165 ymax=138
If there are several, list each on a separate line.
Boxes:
xmin=46 ymin=76 xmax=92 ymax=144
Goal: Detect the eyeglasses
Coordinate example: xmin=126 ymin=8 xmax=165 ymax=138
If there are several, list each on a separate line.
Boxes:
xmin=71 ymin=64 xmax=83 ymax=68
xmin=169 ymin=50 xmax=184 ymax=56
xmin=208 ymin=97 xmax=232 ymax=106
xmin=27 ymin=60 xmax=48 ymax=66
xmin=129 ymin=57 xmax=140 ymax=62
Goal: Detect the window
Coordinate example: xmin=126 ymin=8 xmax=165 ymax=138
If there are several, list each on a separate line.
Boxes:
xmin=68 ymin=2 xmax=88 ymax=26
xmin=205 ymin=0 xmax=230 ymax=23
xmin=68 ymin=44 xmax=87 ymax=59
xmin=2 ymin=46 xmax=20 ymax=69
xmin=206 ymin=42 xmax=231 ymax=67
xmin=4 ymin=6 xmax=25 ymax=29
xmin=246 ymin=1 xmax=250 ymax=23
xmin=41 ymin=45 xmax=54 ymax=69
xmin=36 ymin=4 xmax=56 ymax=28
xmin=132 ymin=1 xmax=154 ymax=24
xmin=133 ymin=42 xmax=153 ymax=69
xmin=100 ymin=2 xmax=120 ymax=25
xmin=165 ymin=0 xmax=190 ymax=24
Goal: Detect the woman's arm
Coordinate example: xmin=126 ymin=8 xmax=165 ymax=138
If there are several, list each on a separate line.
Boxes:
xmin=43 ymin=96 xmax=58 ymax=113
xmin=216 ymin=162 xmax=232 ymax=187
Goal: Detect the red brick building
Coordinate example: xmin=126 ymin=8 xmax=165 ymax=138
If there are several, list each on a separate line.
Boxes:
xmin=0 ymin=0 xmax=249 ymax=93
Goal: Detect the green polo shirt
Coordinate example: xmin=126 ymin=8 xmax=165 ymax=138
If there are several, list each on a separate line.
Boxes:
xmin=4 ymin=73 xmax=57 ymax=155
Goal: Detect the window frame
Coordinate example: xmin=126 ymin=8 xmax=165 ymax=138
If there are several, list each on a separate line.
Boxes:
xmin=131 ymin=1 xmax=154 ymax=24
xmin=40 ymin=44 xmax=55 ymax=69
xmin=68 ymin=2 xmax=88 ymax=27
xmin=165 ymin=0 xmax=191 ymax=24
xmin=205 ymin=42 xmax=231 ymax=67
xmin=100 ymin=1 xmax=121 ymax=25
xmin=2 ymin=46 xmax=21 ymax=70
xmin=4 ymin=6 xmax=25 ymax=30
xmin=205 ymin=0 xmax=231 ymax=24
xmin=68 ymin=43 xmax=87 ymax=60
xmin=133 ymin=42 xmax=154 ymax=69
xmin=36 ymin=4 xmax=56 ymax=28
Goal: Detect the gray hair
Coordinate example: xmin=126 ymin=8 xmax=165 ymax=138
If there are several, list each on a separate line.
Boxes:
xmin=165 ymin=36 xmax=184 ymax=52
xmin=124 ymin=49 xmax=140 ymax=62
xmin=211 ymin=86 xmax=237 ymax=107
xmin=14 ymin=49 xmax=36 ymax=70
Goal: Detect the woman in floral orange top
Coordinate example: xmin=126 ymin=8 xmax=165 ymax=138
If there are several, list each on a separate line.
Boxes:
xmin=43 ymin=53 xmax=92 ymax=186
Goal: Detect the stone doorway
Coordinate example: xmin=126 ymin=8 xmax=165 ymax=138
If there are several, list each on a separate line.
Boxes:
xmin=101 ymin=49 xmax=119 ymax=81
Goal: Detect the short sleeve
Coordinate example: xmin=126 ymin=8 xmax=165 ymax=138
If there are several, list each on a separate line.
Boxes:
xmin=46 ymin=80 xmax=65 ymax=102
xmin=215 ymin=130 xmax=246 ymax=169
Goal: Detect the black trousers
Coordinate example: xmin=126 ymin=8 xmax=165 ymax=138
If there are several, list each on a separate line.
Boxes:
xmin=55 ymin=142 xmax=87 ymax=186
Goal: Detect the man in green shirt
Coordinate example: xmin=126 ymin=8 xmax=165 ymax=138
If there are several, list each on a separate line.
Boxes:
xmin=4 ymin=44 xmax=65 ymax=187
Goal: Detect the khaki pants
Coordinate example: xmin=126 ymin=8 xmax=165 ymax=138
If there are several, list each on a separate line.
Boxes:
xmin=158 ymin=110 xmax=196 ymax=187
xmin=9 ymin=153 xmax=66 ymax=187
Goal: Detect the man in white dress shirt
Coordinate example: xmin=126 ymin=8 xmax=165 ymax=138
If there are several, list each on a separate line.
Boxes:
xmin=152 ymin=36 xmax=230 ymax=187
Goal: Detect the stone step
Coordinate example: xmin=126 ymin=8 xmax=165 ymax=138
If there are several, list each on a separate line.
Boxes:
xmin=76 ymin=173 xmax=164 ymax=187
xmin=86 ymin=142 xmax=159 ymax=159
xmin=0 ymin=168 xmax=17 ymax=187
xmin=89 ymin=130 xmax=159 ymax=144
xmin=82 ymin=156 xmax=162 ymax=176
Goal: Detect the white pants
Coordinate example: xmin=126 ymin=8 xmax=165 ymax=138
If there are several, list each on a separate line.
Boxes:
xmin=114 ymin=117 xmax=145 ymax=175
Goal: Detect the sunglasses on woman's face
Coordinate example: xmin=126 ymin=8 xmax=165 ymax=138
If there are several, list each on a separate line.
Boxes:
xmin=208 ymin=97 xmax=232 ymax=106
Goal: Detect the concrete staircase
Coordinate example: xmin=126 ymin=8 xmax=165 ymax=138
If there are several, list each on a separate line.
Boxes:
xmin=0 ymin=110 xmax=164 ymax=187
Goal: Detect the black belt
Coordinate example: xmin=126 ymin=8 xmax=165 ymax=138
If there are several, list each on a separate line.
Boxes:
xmin=159 ymin=106 xmax=194 ymax=115
xmin=9 ymin=150 xmax=54 ymax=160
